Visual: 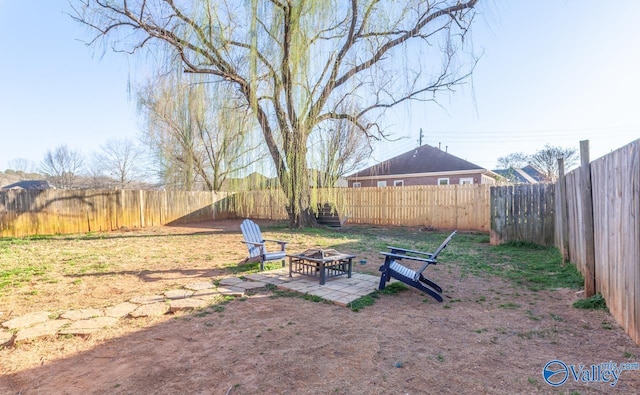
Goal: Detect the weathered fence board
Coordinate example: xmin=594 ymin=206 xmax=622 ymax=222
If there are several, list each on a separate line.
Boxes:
xmin=565 ymin=170 xmax=588 ymax=276
xmin=490 ymin=184 xmax=555 ymax=246
xmin=590 ymin=139 xmax=640 ymax=345
xmin=336 ymin=185 xmax=489 ymax=230
xmin=0 ymin=190 xmax=229 ymax=237
xmin=229 ymin=185 xmax=490 ymax=231
xmin=0 ymin=185 xmax=491 ymax=237
xmin=491 ymin=138 xmax=640 ymax=345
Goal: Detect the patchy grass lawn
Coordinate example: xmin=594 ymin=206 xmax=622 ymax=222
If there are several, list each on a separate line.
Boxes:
xmin=1 ymin=220 xmax=638 ymax=394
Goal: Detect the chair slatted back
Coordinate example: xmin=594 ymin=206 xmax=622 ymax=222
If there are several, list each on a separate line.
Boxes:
xmin=430 ymin=230 xmax=457 ymax=260
xmin=241 ymin=219 xmax=264 ymax=258
xmin=413 ymin=231 xmax=457 ymax=279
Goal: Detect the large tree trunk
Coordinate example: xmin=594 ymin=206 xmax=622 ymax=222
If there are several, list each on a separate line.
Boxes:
xmin=283 ymin=133 xmax=317 ymax=228
xmin=286 ymin=176 xmax=316 ymax=228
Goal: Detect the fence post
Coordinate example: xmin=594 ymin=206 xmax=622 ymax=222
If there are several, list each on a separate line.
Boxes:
xmin=139 ymin=190 xmax=145 ymax=228
xmin=489 ymin=186 xmax=502 ymax=245
xmin=557 ymin=158 xmax=570 ymax=262
xmin=579 ymin=140 xmax=597 ymax=297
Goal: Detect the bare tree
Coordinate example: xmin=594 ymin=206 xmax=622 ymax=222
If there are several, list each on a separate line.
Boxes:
xmin=92 ymin=138 xmax=146 ymax=189
xmin=530 ymin=144 xmax=578 ymax=182
xmin=40 ymin=145 xmax=84 ymax=189
xmin=308 ymin=113 xmax=372 ymax=187
xmin=138 ymin=74 xmax=263 ymax=191
xmin=71 ymin=0 xmax=480 ymax=227
xmin=7 ymin=158 xmax=38 ymax=174
xmin=84 ymin=160 xmax=113 ymax=189
xmin=496 ymin=152 xmax=529 ymax=169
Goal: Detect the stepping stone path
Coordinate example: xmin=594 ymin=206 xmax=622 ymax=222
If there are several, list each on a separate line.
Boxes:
xmin=105 ymin=302 xmax=139 ymax=318
xmin=14 ymin=320 xmax=71 ymax=342
xmin=129 ymin=295 xmax=166 ymax=305
xmin=0 ymin=277 xmax=264 ymax=346
xmin=60 ymin=308 xmax=103 ymax=321
xmin=2 ymin=311 xmax=52 ymax=330
xmin=129 ymin=302 xmax=170 ymax=318
xmin=164 ymin=290 xmax=194 ymax=299
xmin=169 ymin=298 xmax=209 ymax=313
xmin=185 ymin=282 xmax=216 ymax=291
xmin=0 ymin=269 xmax=380 ymax=347
xmin=59 ymin=317 xmax=120 ymax=336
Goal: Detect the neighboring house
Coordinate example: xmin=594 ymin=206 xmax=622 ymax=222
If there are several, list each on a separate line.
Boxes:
xmin=0 ymin=180 xmax=54 ymax=190
xmin=346 ymin=144 xmax=499 ymax=187
xmin=493 ymin=165 xmax=548 ymax=184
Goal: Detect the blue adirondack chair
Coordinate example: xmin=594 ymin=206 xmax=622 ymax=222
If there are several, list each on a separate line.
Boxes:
xmin=240 ymin=219 xmax=288 ymax=271
xmin=378 ymin=231 xmax=456 ymax=302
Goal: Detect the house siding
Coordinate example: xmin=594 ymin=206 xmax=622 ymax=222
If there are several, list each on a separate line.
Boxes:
xmin=349 ymin=173 xmax=495 ymax=187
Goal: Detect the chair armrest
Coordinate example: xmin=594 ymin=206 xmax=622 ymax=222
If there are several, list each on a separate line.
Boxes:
xmin=386 ymin=246 xmax=434 ymax=258
xmin=241 ymin=241 xmax=267 ymax=257
xmin=241 ymin=240 xmax=265 ymax=248
xmin=241 ymin=240 xmax=267 ymax=255
xmin=263 ymin=239 xmax=287 ymax=251
xmin=263 ymin=238 xmax=287 ymax=245
xmin=380 ymin=252 xmax=436 ymax=265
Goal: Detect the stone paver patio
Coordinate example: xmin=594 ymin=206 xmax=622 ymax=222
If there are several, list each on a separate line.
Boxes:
xmin=0 ymin=268 xmax=380 ymax=346
xmin=248 ymin=267 xmax=381 ymax=306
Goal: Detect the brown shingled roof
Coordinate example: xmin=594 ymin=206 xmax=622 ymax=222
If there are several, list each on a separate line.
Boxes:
xmin=348 ymin=143 xmax=483 ymax=177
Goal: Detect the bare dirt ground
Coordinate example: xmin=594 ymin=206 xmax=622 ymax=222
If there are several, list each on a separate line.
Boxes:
xmin=1 ymin=220 xmax=639 ymax=394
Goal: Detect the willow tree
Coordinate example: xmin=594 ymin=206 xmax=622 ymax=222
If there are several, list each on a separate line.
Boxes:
xmin=71 ymin=0 xmax=480 ymax=227
xmin=138 ymin=74 xmax=262 ymax=191
xmin=307 ymin=114 xmax=372 ymax=188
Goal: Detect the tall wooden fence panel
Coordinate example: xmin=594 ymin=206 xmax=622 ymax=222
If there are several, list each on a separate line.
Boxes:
xmin=232 ymin=185 xmax=490 ymax=231
xmin=562 ymin=169 xmax=589 ymax=276
xmin=230 ymin=190 xmax=288 ymax=220
xmin=589 ymin=140 xmax=640 ymax=345
xmin=490 ymin=184 xmax=556 ymax=246
xmin=0 ymin=184 xmax=492 ymax=237
xmin=0 ymin=190 xmax=230 ymax=237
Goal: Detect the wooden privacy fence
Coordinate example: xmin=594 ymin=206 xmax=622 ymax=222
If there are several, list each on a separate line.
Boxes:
xmin=491 ymin=138 xmax=640 ymax=346
xmin=231 ymin=185 xmax=491 ymax=231
xmin=584 ymin=140 xmax=639 ymax=345
xmin=345 ymin=185 xmax=489 ymax=230
xmin=489 ymin=184 xmax=555 ymax=246
xmin=553 ymin=140 xmax=640 ymax=345
xmin=0 ymin=189 xmax=233 ymax=238
xmin=0 ymin=184 xmax=491 ymax=237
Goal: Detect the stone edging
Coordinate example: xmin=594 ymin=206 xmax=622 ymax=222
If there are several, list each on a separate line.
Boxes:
xmin=0 ymin=276 xmax=267 ymax=346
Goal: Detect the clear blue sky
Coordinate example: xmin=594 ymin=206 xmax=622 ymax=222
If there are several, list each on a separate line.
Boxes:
xmin=1 ymin=1 xmax=639 ymax=173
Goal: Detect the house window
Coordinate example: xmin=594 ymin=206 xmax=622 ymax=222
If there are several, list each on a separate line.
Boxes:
xmin=352 ymin=182 xmax=361 ymax=188
xmin=377 ymin=181 xmax=387 ymax=187
xmin=438 ymin=178 xmax=449 ymax=185
xmin=460 ymin=177 xmax=474 ymax=185
xmin=393 ymin=180 xmax=404 ymax=187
